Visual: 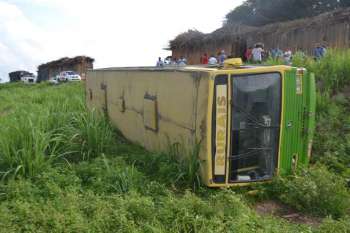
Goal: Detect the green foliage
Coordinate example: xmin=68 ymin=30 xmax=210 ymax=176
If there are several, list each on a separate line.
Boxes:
xmin=64 ymin=110 xmax=114 ymax=161
xmin=0 ymin=83 xmax=115 ymax=179
xmin=225 ymin=0 xmax=350 ymax=26
xmin=313 ymin=91 xmax=350 ymax=177
xmin=74 ymin=156 xmax=145 ymax=194
xmin=0 ymin=172 xmax=312 ymax=233
xmin=117 ymin=141 xmax=202 ymax=191
xmin=316 ymin=216 xmax=350 ymax=233
xmin=310 ymin=50 xmax=350 ymax=93
xmin=0 ymin=112 xmax=62 ymax=179
xmin=167 ymin=142 xmax=202 ymax=191
xmin=270 ymin=166 xmax=350 ymax=218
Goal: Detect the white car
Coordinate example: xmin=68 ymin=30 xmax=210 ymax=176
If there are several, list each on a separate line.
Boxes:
xmin=48 ymin=76 xmax=59 ymax=85
xmin=21 ymin=74 xmax=37 ymax=84
xmin=57 ymin=71 xmax=81 ymax=82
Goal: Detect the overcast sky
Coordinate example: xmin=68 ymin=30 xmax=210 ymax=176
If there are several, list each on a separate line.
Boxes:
xmin=0 ymin=0 xmax=244 ymax=82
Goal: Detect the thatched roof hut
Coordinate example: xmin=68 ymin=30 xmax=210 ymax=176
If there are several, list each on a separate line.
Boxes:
xmin=170 ymin=8 xmax=350 ymax=64
xmin=37 ymin=56 xmax=94 ymax=82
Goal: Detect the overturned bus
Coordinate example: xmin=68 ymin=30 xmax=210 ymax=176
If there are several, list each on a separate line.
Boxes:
xmin=85 ymin=59 xmax=316 ymax=187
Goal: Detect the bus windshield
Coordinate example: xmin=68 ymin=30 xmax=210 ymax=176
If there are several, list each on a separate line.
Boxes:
xmin=230 ymin=73 xmax=282 ymax=182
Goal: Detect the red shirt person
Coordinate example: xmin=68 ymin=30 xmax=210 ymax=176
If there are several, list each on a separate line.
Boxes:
xmin=200 ymin=53 xmax=209 ymax=64
xmin=245 ymin=47 xmax=253 ymax=62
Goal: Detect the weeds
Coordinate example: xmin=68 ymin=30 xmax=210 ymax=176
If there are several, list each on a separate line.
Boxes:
xmin=270 ymin=165 xmax=350 ymax=218
xmin=0 ymin=83 xmax=115 ymax=180
xmin=119 ymin=141 xmax=202 ymax=191
xmin=74 ymin=156 xmax=144 ymax=194
xmin=0 ymin=111 xmax=65 ymax=179
xmin=316 ymin=216 xmax=350 ymax=233
xmin=0 ymin=161 xmax=312 ymax=233
xmin=64 ymin=110 xmax=114 ymax=161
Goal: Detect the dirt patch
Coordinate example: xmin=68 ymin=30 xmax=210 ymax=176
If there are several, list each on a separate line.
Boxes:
xmin=255 ymin=200 xmax=322 ymax=227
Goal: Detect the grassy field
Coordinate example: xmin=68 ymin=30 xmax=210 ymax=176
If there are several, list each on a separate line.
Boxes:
xmin=0 ymin=51 xmax=349 ymax=232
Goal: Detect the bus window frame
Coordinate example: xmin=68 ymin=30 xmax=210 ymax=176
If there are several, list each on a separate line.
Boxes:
xmin=228 ymin=71 xmax=283 ymax=184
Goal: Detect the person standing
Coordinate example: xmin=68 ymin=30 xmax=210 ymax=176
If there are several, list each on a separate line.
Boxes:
xmin=171 ymin=57 xmax=178 ymax=66
xmin=283 ymin=49 xmax=292 ymax=65
xmin=314 ymin=44 xmax=326 ymax=60
xmin=208 ymin=55 xmax=218 ymax=65
xmin=156 ymin=57 xmax=164 ymax=67
xmin=252 ymin=45 xmax=264 ymax=63
xmin=271 ymin=48 xmax=277 ymax=60
xmin=245 ymin=47 xmax=253 ymax=62
xmin=321 ymin=45 xmax=327 ymax=57
xmin=200 ymin=53 xmax=208 ymax=64
xmin=178 ymin=56 xmax=187 ymax=66
xmin=314 ymin=44 xmax=321 ymax=60
xmin=276 ymin=48 xmax=283 ymax=61
xmin=219 ymin=50 xmax=227 ymax=64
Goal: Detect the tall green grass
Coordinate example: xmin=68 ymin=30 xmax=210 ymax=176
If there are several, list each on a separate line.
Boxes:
xmin=64 ymin=109 xmax=114 ymax=161
xmin=118 ymin=142 xmax=202 ymax=191
xmin=0 ymin=167 xmax=316 ymax=233
xmin=0 ymin=112 xmax=62 ymax=179
xmin=0 ymin=83 xmax=114 ymax=179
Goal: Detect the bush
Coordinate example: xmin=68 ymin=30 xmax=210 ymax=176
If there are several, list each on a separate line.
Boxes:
xmin=312 ymin=50 xmax=350 ymax=93
xmin=312 ymin=80 xmax=350 ymax=177
xmin=316 ymin=216 xmax=350 ymax=233
xmin=271 ymin=165 xmax=350 ymax=218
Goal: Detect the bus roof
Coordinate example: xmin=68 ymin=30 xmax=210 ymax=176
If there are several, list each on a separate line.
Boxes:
xmin=91 ymin=64 xmax=293 ymax=73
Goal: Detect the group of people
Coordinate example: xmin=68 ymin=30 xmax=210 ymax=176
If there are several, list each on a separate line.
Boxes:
xmin=244 ymin=44 xmax=293 ymax=64
xmin=156 ymin=50 xmax=228 ymax=67
xmin=200 ymin=50 xmax=228 ymax=65
xmin=156 ymin=56 xmax=187 ymax=67
xmin=157 ymin=43 xmax=327 ymax=67
xmin=244 ymin=43 xmax=327 ymax=64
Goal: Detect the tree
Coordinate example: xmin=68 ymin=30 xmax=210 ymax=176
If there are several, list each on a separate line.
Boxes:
xmin=225 ymin=0 xmax=350 ymax=26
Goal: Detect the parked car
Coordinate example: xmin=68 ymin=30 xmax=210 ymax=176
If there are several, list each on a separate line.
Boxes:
xmin=48 ymin=76 xmax=59 ymax=85
xmin=57 ymin=71 xmax=81 ymax=82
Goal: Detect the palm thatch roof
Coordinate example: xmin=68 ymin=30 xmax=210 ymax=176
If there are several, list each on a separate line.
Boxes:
xmin=38 ymin=56 xmax=94 ymax=70
xmin=169 ymin=8 xmax=350 ymax=50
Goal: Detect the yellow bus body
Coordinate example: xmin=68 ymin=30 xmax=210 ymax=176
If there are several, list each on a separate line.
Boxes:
xmin=86 ymin=64 xmax=316 ymax=187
